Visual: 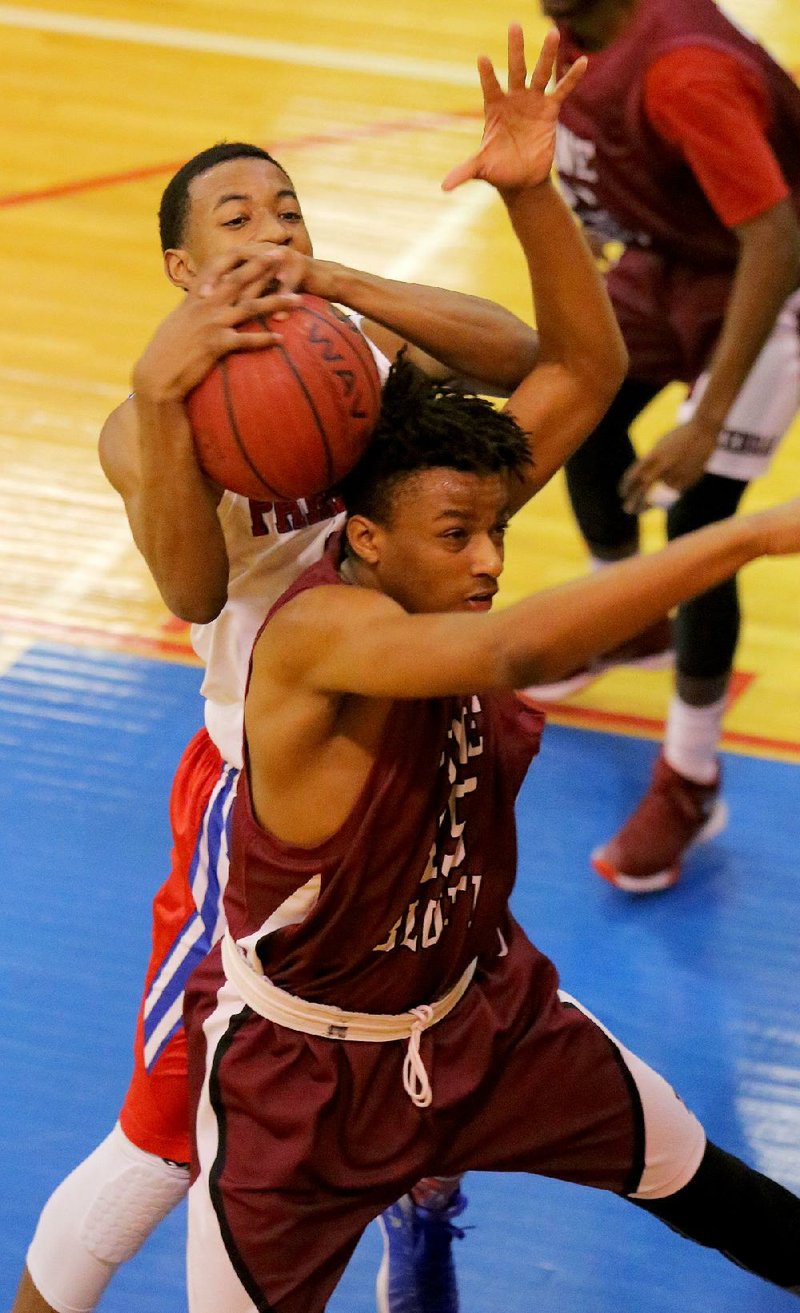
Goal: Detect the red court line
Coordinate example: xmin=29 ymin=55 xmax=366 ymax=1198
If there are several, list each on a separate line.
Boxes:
xmin=3 ymin=611 xmax=799 ymax=758
xmin=0 ymin=612 xmax=198 ymax=662
xmin=0 ymin=110 xmax=480 ymax=210
xmin=539 ymin=700 xmax=800 ymax=761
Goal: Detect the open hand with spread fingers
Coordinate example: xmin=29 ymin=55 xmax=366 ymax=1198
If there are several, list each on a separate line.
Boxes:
xmin=442 ymin=25 xmax=587 ymax=195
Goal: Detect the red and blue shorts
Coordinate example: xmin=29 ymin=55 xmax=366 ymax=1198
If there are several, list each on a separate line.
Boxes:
xmin=119 ymin=728 xmax=238 ymax=1163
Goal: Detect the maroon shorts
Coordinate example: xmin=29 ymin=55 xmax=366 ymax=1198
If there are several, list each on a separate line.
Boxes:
xmin=186 ymin=918 xmax=704 ymax=1313
xmin=608 ymin=247 xmax=733 ymax=386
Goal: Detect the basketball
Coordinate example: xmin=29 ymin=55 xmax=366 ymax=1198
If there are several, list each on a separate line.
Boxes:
xmin=186 ymin=294 xmax=382 ymax=501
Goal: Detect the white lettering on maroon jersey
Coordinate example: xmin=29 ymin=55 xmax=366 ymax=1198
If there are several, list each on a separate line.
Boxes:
xmin=555 ymin=123 xmax=651 ymax=248
xmin=248 ymin=492 xmax=344 ymax=538
xmin=373 ymin=696 xmax=485 ymax=956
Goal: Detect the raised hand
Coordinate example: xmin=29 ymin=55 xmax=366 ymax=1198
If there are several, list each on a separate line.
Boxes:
xmin=442 ymin=25 xmax=587 ymax=194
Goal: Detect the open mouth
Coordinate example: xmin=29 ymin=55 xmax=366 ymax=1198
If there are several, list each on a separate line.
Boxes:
xmin=465 ymin=589 xmax=497 ymax=610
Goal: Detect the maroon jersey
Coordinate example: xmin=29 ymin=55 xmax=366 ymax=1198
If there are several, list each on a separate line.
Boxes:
xmin=555 ymin=0 xmax=800 ymax=267
xmin=224 ymin=533 xmax=546 ymax=1014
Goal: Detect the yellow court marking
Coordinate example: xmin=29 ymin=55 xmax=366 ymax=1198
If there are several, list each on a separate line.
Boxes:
xmin=0 ymin=0 xmax=798 ymax=756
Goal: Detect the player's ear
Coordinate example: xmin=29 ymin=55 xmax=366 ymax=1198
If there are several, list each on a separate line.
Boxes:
xmin=345 ymin=514 xmax=382 ymax=567
xmin=163 ymin=247 xmax=195 ymax=290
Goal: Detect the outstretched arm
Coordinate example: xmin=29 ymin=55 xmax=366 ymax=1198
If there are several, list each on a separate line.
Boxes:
xmin=341 ymin=284 xmax=538 ymax=395
xmin=261 ymin=496 xmax=800 ymax=702
xmin=443 ymin=26 xmax=627 ymax=510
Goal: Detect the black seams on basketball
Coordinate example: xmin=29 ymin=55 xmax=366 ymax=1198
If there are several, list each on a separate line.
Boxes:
xmin=187 ymin=294 xmax=382 ymax=501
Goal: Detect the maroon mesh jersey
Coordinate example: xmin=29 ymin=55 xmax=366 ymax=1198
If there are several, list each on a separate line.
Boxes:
xmin=224 ymin=532 xmax=546 ymax=1014
xmin=554 ymin=0 xmax=800 ymax=267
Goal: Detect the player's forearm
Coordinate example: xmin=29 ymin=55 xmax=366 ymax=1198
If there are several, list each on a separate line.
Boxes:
xmin=132 ymin=396 xmax=229 ymax=622
xmin=502 ymin=178 xmax=627 ymax=394
xmin=498 ymin=179 xmax=627 ymax=502
xmin=500 ymin=513 xmax=766 ymax=687
xmin=692 ymin=200 xmax=800 ymax=436
xmin=304 ymin=261 xmax=539 ymax=390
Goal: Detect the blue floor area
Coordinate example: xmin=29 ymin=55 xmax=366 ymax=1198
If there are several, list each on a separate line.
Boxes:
xmin=1 ymin=644 xmax=798 ymax=1311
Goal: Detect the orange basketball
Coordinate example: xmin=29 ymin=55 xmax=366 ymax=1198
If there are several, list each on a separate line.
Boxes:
xmin=186 ymin=294 xmax=382 ymax=501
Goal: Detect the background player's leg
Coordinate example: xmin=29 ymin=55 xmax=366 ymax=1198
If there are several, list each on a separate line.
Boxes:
xmin=524 ymin=377 xmax=669 ymax=698
xmin=593 ymin=292 xmax=800 ymax=891
xmin=564 ymin=377 xmax=659 ymax=561
xmin=591 ymin=473 xmax=745 ymax=893
xmin=666 ymin=472 xmax=748 ymax=766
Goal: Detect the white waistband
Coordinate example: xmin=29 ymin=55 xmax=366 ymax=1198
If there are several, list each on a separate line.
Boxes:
xmin=221 ymin=931 xmax=476 ymax=1108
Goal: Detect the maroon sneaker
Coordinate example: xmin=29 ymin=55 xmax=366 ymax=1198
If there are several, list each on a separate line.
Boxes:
xmin=523 ymin=616 xmax=674 ymax=702
xmin=592 ymin=752 xmax=728 ymax=893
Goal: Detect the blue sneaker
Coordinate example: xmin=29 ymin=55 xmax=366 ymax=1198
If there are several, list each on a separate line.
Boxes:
xmin=376 ymin=1189 xmax=467 ymax=1313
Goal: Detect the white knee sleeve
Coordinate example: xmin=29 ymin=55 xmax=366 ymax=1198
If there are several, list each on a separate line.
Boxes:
xmin=26 ymin=1122 xmax=189 ymax=1313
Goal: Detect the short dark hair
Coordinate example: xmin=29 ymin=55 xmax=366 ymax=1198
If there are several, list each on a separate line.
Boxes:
xmin=338 ymin=354 xmax=533 ymax=523
xmin=158 ymin=142 xmax=289 ymax=251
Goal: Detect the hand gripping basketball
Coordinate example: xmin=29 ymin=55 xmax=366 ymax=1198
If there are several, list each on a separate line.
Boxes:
xmin=186 ymin=295 xmax=382 ymax=501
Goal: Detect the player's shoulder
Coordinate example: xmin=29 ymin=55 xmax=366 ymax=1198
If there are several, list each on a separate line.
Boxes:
xmin=272 ymin=580 xmax=403 ymax=636
xmin=646 ymin=42 xmax=760 ymax=95
xmin=253 ymin=581 xmax=401 ymax=691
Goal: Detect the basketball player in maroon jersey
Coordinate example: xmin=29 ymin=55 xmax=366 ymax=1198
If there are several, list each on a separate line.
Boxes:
xmin=184 ymin=31 xmax=800 ymax=1312
xmin=13 ymin=34 xmax=622 ymax=1313
xmin=532 ymin=0 xmax=800 ymax=890
xmin=12 ymin=189 xmax=543 ymax=1313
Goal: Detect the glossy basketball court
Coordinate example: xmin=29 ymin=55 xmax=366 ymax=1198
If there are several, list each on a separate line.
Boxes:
xmin=1 ymin=2 xmax=798 ymax=1310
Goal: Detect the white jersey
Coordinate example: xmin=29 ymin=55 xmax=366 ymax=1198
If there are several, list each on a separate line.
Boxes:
xmin=192 ymin=327 xmax=391 ymax=768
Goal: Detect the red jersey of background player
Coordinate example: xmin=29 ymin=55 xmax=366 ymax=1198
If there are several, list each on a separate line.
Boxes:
xmin=554 ymin=0 xmax=800 ymax=266
xmin=224 ymin=534 xmax=548 ymax=1015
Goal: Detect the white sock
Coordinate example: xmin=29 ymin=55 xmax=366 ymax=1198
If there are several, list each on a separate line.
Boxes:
xmin=664 ymin=694 xmax=726 ymax=785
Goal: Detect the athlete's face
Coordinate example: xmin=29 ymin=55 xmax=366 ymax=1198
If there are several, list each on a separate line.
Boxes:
xmin=355 ymin=468 xmax=510 ymax=616
xmin=165 ymin=158 xmax=313 ymax=288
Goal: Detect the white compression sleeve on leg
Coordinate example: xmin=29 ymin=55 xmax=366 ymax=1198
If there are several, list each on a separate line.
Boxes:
xmin=26 ymin=1122 xmax=189 ymax=1313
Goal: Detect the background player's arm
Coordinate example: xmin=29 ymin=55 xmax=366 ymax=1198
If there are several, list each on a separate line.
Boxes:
xmin=256 ymin=498 xmax=800 ymax=705
xmin=620 ymin=51 xmax=800 ymax=508
xmin=689 ymin=198 xmax=800 ymax=439
xmin=99 ymin=251 xmax=301 ymax=622
xmin=623 ymin=197 xmax=800 ymax=509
